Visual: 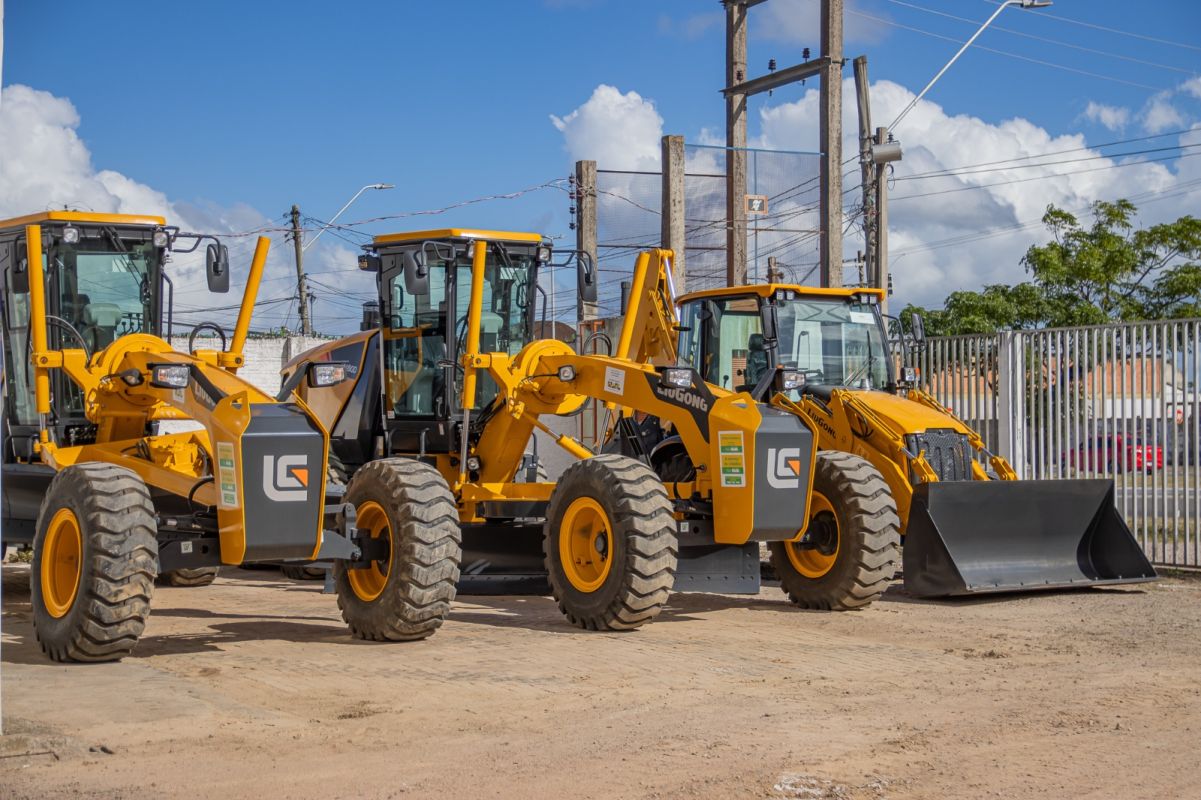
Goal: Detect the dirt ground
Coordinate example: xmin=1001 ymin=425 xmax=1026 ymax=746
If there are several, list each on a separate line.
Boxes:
xmin=2 ymin=565 xmax=1200 ymax=800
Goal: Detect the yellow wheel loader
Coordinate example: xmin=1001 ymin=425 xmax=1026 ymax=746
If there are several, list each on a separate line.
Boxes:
xmin=286 ymin=230 xmax=903 ymax=632
xmin=671 ymin=282 xmax=1156 ymax=598
xmin=0 ymin=212 xmax=411 ymax=661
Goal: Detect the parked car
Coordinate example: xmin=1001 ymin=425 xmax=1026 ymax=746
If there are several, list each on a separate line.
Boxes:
xmin=1064 ymin=434 xmax=1164 ymax=473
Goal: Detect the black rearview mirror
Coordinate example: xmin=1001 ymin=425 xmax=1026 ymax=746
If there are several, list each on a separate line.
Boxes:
xmin=402 ymin=250 xmax=429 ymax=295
xmin=909 ymin=310 xmax=926 ymax=344
xmin=206 ymin=243 xmax=230 ymax=293
xmin=12 ymin=241 xmax=30 ymax=293
xmin=577 ymin=251 xmax=597 ymax=304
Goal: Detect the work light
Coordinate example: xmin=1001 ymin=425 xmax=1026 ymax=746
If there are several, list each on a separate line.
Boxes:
xmin=661 ymin=367 xmax=692 ymax=389
xmin=62 ymin=225 xmax=81 ymax=245
xmin=308 ymin=363 xmax=349 ymax=388
xmin=148 ymin=364 xmax=191 ymax=389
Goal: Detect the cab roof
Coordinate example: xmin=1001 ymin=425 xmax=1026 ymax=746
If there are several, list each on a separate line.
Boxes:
xmin=676 ymin=283 xmax=886 ymax=304
xmin=0 ymin=211 xmax=168 ymax=231
xmin=373 ymin=228 xmax=544 ymax=246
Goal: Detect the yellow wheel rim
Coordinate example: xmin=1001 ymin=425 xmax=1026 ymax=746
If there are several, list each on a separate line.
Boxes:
xmin=347 ymin=501 xmax=392 ymax=602
xmin=41 ymin=508 xmax=83 ymax=618
xmin=786 ymin=491 xmax=840 ymax=579
xmin=559 ymin=497 xmax=614 ymax=593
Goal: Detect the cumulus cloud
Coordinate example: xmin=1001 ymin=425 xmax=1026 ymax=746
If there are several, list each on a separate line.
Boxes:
xmin=1142 ymin=91 xmax=1187 ymax=134
xmin=0 ymin=84 xmax=355 ymax=332
xmin=550 ymin=79 xmax=1201 ymax=312
xmin=1082 ymin=101 xmax=1131 ymax=132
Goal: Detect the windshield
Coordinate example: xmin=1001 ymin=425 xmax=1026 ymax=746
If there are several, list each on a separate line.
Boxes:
xmin=678 ymin=292 xmax=890 ymax=392
xmin=382 ymin=243 xmax=537 ymax=417
xmin=54 ymin=234 xmax=159 ymax=352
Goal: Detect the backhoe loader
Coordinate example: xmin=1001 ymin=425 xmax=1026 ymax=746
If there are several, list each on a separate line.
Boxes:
xmin=671 ymin=282 xmax=1156 ymax=600
xmin=285 ymin=230 xmax=902 ymax=633
xmin=0 ymin=211 xmax=417 ymax=661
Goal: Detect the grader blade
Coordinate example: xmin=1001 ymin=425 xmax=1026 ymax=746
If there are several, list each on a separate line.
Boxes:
xmin=903 ymin=479 xmax=1156 ymax=598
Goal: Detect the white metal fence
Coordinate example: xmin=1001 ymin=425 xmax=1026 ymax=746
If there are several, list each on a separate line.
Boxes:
xmin=900 ymin=319 xmax=1201 ymax=568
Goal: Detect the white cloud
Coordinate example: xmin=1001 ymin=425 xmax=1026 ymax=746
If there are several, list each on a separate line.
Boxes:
xmin=1142 ymin=91 xmax=1187 ymax=134
xmin=550 ymin=80 xmax=1201 ymax=312
xmin=0 ymin=84 xmax=356 ymax=333
xmin=550 ymin=85 xmax=663 ymax=171
xmin=1082 ymin=101 xmax=1131 ymax=132
xmin=754 ymin=0 xmax=891 ymax=46
xmin=1183 ymin=77 xmax=1201 ymax=101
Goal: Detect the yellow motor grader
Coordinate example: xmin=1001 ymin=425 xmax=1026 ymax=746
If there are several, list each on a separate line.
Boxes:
xmin=670 ymin=282 xmax=1156 ymax=600
xmin=0 ymin=211 xmax=409 ymax=661
xmin=285 ymin=230 xmax=906 ymax=630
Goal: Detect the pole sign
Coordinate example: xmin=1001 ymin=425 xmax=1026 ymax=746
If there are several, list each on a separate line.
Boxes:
xmin=745 ymin=194 xmax=769 ymax=215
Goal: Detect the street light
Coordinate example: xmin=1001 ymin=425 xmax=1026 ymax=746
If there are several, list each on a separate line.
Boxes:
xmin=889 ymin=0 xmax=1052 ymax=131
xmin=303 ymin=182 xmax=394 ymax=252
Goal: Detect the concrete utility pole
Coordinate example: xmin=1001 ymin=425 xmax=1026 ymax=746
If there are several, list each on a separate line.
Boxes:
xmin=819 ymin=0 xmax=844 ymax=288
xmin=574 ymin=160 xmax=599 ymax=324
xmin=723 ymin=0 xmax=844 ymax=288
xmin=660 ymin=135 xmax=687 ymax=293
xmin=289 ymin=205 xmax=312 ymax=336
xmin=853 ymin=56 xmax=875 ymax=289
xmin=724 ymin=0 xmax=749 ymax=286
xmin=874 ymin=125 xmax=891 ymax=310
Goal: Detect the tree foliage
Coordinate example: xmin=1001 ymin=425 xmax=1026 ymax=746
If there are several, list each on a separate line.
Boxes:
xmin=902 ymin=200 xmax=1201 ymax=336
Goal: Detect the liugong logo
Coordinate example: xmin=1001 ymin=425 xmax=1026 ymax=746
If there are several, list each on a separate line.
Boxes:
xmin=766 ymin=447 xmax=803 ymax=489
xmin=263 ymin=455 xmax=310 ymax=502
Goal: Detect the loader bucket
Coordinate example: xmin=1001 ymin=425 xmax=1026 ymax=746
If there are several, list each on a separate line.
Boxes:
xmin=903 ymin=479 xmax=1156 ymax=598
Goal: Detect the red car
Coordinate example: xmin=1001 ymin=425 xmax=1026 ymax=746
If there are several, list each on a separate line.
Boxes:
xmin=1065 ymin=434 xmax=1164 ymax=473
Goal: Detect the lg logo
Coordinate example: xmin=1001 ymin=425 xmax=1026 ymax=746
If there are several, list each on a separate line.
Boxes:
xmin=263 ymin=455 xmax=310 ymax=502
xmin=766 ymin=447 xmax=803 ymax=489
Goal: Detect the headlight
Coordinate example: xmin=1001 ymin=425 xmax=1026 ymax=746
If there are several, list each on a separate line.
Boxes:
xmin=537 ymin=245 xmax=552 ymax=263
xmin=62 ymin=225 xmax=81 ymax=245
xmin=662 ymin=367 xmax=692 ymax=388
xmin=780 ymin=369 xmax=805 ymax=391
xmin=152 ymin=230 xmax=170 ymax=248
xmin=148 ymin=363 xmax=190 ymax=389
xmin=465 ymin=455 xmax=482 ymax=472
xmin=557 ymin=365 xmax=576 ymax=382
xmin=308 ymin=362 xmax=349 ymax=388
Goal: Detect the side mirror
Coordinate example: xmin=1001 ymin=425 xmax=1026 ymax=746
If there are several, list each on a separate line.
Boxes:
xmin=402 ymin=250 xmax=429 ymax=296
xmin=577 ymin=252 xmax=597 ymax=304
xmin=909 ymin=311 xmax=926 ymax=344
xmin=206 ymin=243 xmax=230 ymax=293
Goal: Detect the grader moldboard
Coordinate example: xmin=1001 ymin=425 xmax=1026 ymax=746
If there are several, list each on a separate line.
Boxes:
xmin=669 ymin=282 xmax=1156 ymax=599
xmin=285 ymin=230 xmax=905 ymax=633
xmin=0 ymin=211 xmax=437 ymax=662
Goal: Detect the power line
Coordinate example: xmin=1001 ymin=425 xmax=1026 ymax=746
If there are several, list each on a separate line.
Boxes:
xmin=895 ymin=142 xmax=1201 ymax=183
xmin=982 ymin=0 xmax=1201 ymax=54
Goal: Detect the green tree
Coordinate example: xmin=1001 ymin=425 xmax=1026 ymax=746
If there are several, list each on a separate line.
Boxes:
xmin=902 ymin=200 xmax=1201 ymax=335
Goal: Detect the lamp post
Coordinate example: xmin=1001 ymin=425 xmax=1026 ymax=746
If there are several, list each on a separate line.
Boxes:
xmin=890 ymin=0 xmax=1052 ymax=131
xmin=303 ymin=183 xmax=394 ymax=252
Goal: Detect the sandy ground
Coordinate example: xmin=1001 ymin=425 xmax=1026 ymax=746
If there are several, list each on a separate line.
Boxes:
xmin=2 ymin=565 xmax=1201 ymax=800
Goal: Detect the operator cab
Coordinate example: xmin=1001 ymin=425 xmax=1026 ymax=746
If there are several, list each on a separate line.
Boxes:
xmin=364 ymin=229 xmax=551 ymax=452
xmin=675 ymin=284 xmax=894 ymax=400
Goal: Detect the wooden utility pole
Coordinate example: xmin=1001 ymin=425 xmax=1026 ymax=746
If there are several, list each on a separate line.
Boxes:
xmin=289 ymin=204 xmax=312 ymax=336
xmin=660 ymin=135 xmax=687 ymax=293
xmin=819 ymin=0 xmax=844 ymax=288
xmin=574 ymin=160 xmax=599 ymax=324
xmin=724 ymin=1 xmax=749 ymax=286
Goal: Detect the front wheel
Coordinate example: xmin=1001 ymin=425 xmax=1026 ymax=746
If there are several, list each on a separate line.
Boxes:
xmin=544 ymin=455 xmax=678 ymax=631
xmin=32 ymin=464 xmax=158 ymax=662
xmin=769 ymin=451 xmax=900 ymax=611
xmin=159 ymin=567 xmax=219 ymax=587
xmin=334 ymin=459 xmax=461 ymax=641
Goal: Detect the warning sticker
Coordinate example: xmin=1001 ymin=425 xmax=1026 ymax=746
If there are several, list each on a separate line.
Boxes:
xmin=604 ymin=366 xmax=626 ymax=397
xmin=717 ymin=431 xmax=746 ymax=488
xmin=849 ymin=311 xmax=875 ymax=325
xmin=216 ymin=441 xmax=238 ymax=509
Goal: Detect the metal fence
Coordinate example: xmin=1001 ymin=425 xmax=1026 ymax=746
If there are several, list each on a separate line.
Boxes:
xmin=594 ymin=144 xmax=822 ymax=315
xmin=901 ymin=319 xmax=1201 ymax=568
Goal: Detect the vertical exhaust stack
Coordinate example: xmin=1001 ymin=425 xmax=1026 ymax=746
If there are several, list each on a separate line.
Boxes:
xmin=903 ymin=479 xmax=1157 ymax=598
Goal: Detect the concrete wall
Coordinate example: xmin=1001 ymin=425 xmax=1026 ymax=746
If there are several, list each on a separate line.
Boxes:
xmin=169 ymin=336 xmax=335 ymax=397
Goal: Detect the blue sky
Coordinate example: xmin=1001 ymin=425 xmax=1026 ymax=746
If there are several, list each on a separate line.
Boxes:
xmin=2 ymin=0 xmax=1199 ymax=332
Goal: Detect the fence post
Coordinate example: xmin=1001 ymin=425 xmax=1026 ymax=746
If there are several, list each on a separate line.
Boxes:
xmin=997 ymin=330 xmax=1025 ymax=478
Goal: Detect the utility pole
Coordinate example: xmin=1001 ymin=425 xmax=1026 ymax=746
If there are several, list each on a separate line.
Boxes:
xmin=574 ymin=160 xmax=599 ymax=325
xmin=724 ymin=0 xmax=749 ymax=286
xmin=289 ymin=204 xmax=312 ymax=336
xmin=661 ymin=135 xmax=687 ymax=293
xmin=874 ymin=125 xmax=891 ymax=311
xmin=820 ymin=0 xmax=844 ymax=288
xmin=853 ymin=56 xmax=875 ymax=290
xmin=724 ymin=0 xmax=844 ymax=287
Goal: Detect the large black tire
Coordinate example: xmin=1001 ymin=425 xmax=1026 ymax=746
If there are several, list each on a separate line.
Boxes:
xmin=769 ymin=451 xmax=900 ymax=611
xmin=334 ymin=458 xmax=461 ymax=641
xmin=544 ymin=454 xmax=677 ymax=631
xmin=159 ymin=567 xmax=218 ymax=587
xmin=32 ymin=463 xmax=158 ymax=662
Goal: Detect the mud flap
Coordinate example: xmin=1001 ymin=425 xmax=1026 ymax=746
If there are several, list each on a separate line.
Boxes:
xmin=903 ymin=479 xmax=1156 ymax=598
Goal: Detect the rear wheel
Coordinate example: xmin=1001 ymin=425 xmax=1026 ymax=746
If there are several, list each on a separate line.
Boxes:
xmin=280 ymin=565 xmax=326 ymax=580
xmin=32 ymin=463 xmax=158 ymax=662
xmin=159 ymin=567 xmax=218 ymax=587
xmin=769 ymin=451 xmax=899 ymax=611
xmin=544 ymin=455 xmax=677 ymax=631
xmin=334 ymin=459 xmax=461 ymax=641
